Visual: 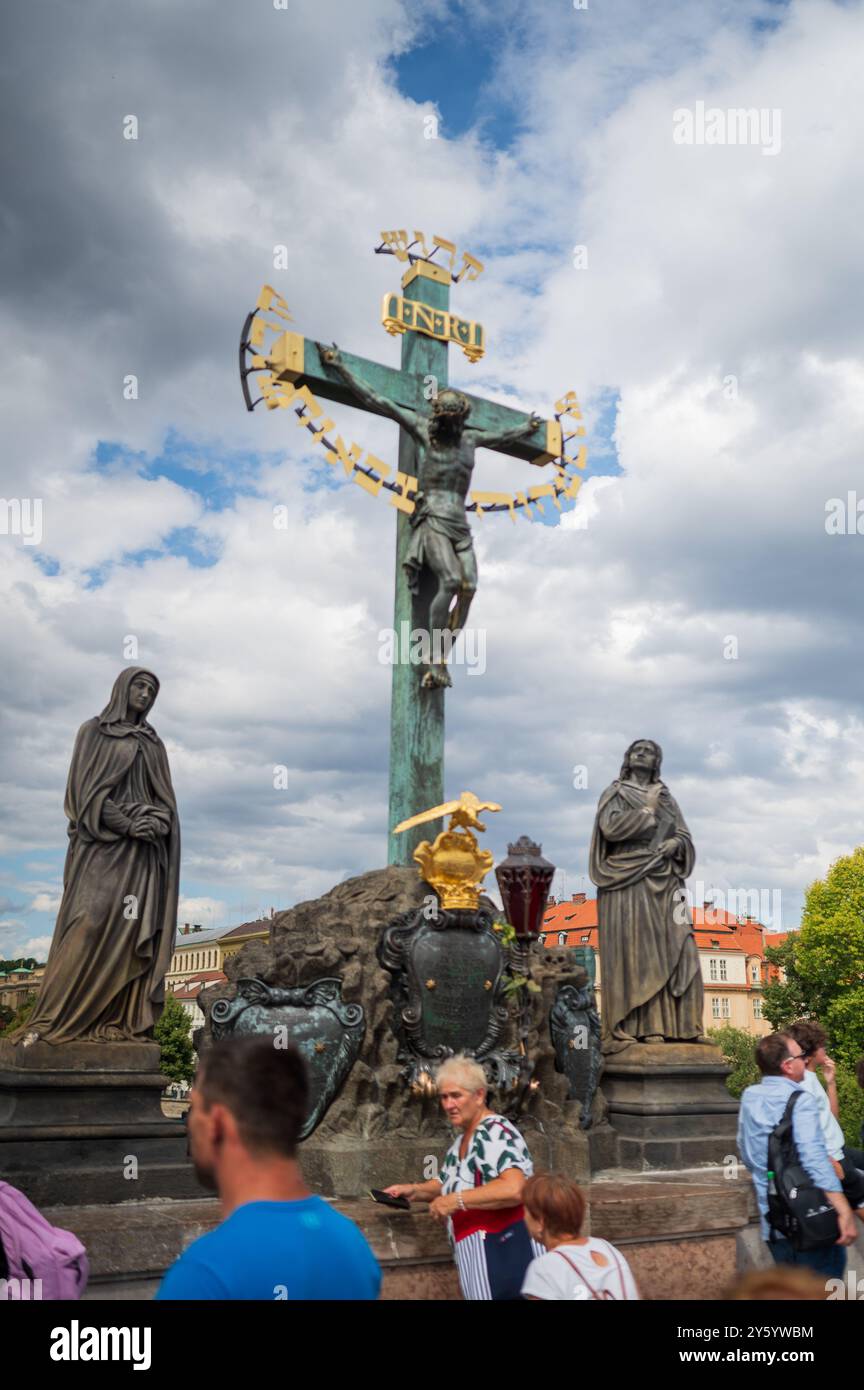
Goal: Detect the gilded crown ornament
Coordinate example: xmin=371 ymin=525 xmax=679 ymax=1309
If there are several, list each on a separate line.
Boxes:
xmin=392 ymin=791 xmax=501 ymax=909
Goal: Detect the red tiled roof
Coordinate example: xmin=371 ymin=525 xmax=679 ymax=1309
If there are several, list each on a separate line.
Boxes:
xmin=222 ymin=921 xmax=269 ymax=938
xmin=543 ymin=900 xmax=597 ymax=929
xmin=170 ymin=969 xmax=224 ymax=983
xmin=173 ymin=981 xmax=225 ymax=1001
xmin=542 ymin=898 xmax=793 ymax=959
xmin=169 ymin=971 xmax=226 ymax=999
xmin=764 ymin=932 xmax=794 ymax=948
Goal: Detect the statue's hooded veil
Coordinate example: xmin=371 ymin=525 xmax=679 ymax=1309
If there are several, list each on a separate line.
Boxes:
xmin=98 ymin=667 xmax=160 ymax=740
xmin=69 ymin=668 xmax=176 ymax=834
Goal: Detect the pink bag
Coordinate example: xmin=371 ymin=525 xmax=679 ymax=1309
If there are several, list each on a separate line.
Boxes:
xmin=0 ymin=1181 xmax=89 ymax=1299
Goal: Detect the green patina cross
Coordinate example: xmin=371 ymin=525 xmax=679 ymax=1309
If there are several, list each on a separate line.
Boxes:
xmin=241 ymin=244 xmax=578 ymax=866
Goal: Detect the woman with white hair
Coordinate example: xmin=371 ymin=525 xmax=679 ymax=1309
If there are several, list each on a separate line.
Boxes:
xmin=383 ymin=1054 xmax=542 ymax=1300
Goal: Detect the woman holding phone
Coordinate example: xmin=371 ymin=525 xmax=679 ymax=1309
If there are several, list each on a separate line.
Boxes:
xmin=383 ymin=1054 xmax=541 ymax=1300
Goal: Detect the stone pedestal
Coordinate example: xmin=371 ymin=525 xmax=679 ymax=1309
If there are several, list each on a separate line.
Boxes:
xmin=600 ymin=1042 xmax=739 ymax=1170
xmin=588 ymin=1168 xmax=753 ymax=1298
xmin=300 ymin=1127 xmax=591 ymax=1198
xmin=0 ymin=1040 xmax=201 ymax=1206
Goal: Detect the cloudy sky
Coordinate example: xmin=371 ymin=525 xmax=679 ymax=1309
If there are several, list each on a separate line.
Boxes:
xmin=2 ymin=0 xmax=862 ymax=960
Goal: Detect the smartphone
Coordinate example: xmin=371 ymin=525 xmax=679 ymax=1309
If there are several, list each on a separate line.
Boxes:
xmin=369 ymin=1188 xmax=411 ymax=1210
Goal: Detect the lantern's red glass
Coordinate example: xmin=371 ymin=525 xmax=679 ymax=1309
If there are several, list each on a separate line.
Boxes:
xmin=495 ymin=837 xmax=555 ymax=939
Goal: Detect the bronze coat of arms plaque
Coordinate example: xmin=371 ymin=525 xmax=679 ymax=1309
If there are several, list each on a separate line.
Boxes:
xmin=209 ymin=977 xmax=365 ymax=1139
xmin=378 ymin=905 xmax=521 ymax=1088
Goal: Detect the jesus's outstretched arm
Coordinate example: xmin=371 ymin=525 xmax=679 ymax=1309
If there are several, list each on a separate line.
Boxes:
xmin=317 ymin=343 xmax=424 ymax=443
xmin=468 ymin=411 xmax=543 ymax=450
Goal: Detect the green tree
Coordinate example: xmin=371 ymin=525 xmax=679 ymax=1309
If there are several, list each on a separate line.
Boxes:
xmin=762 ymin=849 xmax=864 ymax=1070
xmin=708 ymin=1025 xmax=761 ymax=1099
xmin=762 ymin=937 xmax=808 ymax=1031
xmin=154 ymin=993 xmax=196 ymax=1085
xmin=834 ymin=1062 xmax=864 ymax=1150
xmin=0 ymin=997 xmax=35 ymax=1037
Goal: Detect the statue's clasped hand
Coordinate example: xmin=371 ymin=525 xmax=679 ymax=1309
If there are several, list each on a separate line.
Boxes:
xmin=129 ymin=811 xmax=168 ymax=843
xmin=318 ymin=341 xmax=341 ymax=367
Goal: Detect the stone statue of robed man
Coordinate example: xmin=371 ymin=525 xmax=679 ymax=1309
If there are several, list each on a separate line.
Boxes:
xmin=589 ymin=739 xmax=705 ymax=1054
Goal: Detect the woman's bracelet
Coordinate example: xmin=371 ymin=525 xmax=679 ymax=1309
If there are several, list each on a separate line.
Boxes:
xmin=457 ymin=1192 xmax=466 ymax=1210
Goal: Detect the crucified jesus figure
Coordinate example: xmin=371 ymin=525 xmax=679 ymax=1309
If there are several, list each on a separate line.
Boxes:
xmin=319 ymin=343 xmax=541 ymax=688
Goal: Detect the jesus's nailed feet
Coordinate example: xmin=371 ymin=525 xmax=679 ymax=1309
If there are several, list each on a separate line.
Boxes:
xmin=421 ymin=664 xmax=452 ymax=689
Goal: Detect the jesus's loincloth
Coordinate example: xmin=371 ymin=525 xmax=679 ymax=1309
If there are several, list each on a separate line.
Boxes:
xmin=403 ymin=493 xmax=474 ymax=595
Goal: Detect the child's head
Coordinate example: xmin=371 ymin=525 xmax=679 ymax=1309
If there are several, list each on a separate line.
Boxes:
xmin=522 ymin=1173 xmax=586 ymax=1247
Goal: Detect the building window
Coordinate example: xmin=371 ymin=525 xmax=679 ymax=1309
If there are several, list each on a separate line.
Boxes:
xmin=719 ymin=959 xmax=727 ymax=981
xmin=709 ymin=958 xmax=718 ymax=981
xmin=721 ymin=997 xmax=730 ymax=1019
xmin=753 ymin=998 xmax=763 ymax=1019
xmin=751 ymin=964 xmax=759 ymax=983
xmin=580 ymin=934 xmax=590 ymax=943
xmin=558 ymin=932 xmax=567 ymax=946
xmin=711 ymin=997 xmax=720 ymax=1019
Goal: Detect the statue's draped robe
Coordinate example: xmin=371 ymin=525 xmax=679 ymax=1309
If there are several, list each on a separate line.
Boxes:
xmin=17 ymin=671 xmax=179 ymax=1043
xmin=589 ymin=778 xmax=703 ymax=1053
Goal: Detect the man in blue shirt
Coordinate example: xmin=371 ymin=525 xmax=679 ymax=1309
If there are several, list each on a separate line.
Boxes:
xmin=157 ymin=1037 xmax=380 ymax=1300
xmin=737 ymin=1031 xmax=856 ymax=1279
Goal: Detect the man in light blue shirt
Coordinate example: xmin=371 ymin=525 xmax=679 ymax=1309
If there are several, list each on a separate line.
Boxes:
xmin=737 ymin=1031 xmax=856 ymax=1278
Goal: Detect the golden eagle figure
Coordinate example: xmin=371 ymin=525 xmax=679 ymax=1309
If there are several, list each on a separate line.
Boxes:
xmin=393 ymin=791 xmax=502 ymax=909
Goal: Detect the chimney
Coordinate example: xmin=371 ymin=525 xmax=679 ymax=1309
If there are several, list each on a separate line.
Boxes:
xmin=572 ymin=892 xmax=586 ymax=905
xmin=547 ymin=895 xmax=557 ymax=907
xmin=193 ymin=924 xmax=203 ymax=933
xmin=181 ymin=923 xmax=191 ymax=936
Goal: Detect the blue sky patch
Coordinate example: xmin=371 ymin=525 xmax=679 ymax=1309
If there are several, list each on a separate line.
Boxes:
xmin=392 ymin=4 xmax=525 ymax=150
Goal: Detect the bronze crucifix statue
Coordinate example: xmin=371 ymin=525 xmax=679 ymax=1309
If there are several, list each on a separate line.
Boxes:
xmin=320 ymin=344 xmax=541 ymax=688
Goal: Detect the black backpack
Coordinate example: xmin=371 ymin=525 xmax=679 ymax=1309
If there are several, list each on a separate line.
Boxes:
xmin=766 ymin=1091 xmax=839 ymax=1251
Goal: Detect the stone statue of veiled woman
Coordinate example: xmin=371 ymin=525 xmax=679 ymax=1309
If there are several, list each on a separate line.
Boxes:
xmin=589 ymin=739 xmax=704 ymax=1054
xmin=12 ymin=668 xmax=180 ymax=1045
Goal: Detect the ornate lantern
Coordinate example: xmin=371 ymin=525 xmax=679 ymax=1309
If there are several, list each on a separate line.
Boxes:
xmin=495 ymin=836 xmax=555 ymax=939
